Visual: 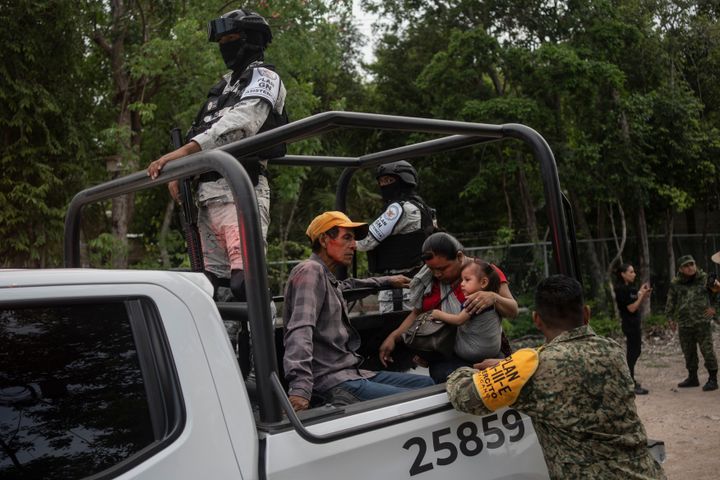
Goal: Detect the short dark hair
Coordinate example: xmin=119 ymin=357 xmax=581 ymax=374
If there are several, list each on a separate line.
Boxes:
xmin=311 ymin=226 xmax=339 ymax=252
xmin=421 ymin=232 xmax=463 ymax=261
xmin=534 ymin=275 xmax=585 ymax=330
xmin=462 ymin=259 xmax=501 ymax=293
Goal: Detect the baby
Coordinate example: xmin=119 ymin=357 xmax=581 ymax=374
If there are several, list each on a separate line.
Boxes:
xmin=431 ymin=259 xmax=503 ymax=363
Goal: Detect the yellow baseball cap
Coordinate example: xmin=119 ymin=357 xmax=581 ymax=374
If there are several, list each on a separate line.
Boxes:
xmin=306 ymin=211 xmax=369 ymax=243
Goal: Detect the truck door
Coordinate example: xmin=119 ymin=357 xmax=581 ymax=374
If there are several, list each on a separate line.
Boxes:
xmin=261 ymin=390 xmax=549 ymax=480
xmin=0 ymin=280 xmax=244 ymax=479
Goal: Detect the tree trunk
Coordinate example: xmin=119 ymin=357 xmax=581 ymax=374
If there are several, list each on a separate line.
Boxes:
xmin=496 ymin=145 xmax=513 ymax=229
xmin=93 ymin=0 xmax=145 ymax=268
xmin=606 ymin=201 xmax=627 ymax=319
xmin=637 ymin=205 xmax=651 ymax=318
xmin=569 ymin=191 xmax=604 ymax=297
xmin=158 ymin=199 xmax=175 ymax=268
xmin=516 ymin=155 xmax=540 ymax=263
xmin=278 ymin=187 xmax=302 ymax=294
xmin=108 ymin=110 xmax=140 ymax=268
xmin=596 ymin=203 xmax=609 ymax=271
xmin=665 ymin=208 xmax=676 ymax=280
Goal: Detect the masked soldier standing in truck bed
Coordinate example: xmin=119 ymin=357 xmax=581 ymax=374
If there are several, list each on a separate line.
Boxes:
xmin=148 ymin=8 xmax=288 ymax=302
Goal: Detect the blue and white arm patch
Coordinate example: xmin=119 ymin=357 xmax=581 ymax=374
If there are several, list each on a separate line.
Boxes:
xmin=368 ymin=202 xmax=404 ymax=242
xmin=240 ymin=67 xmax=281 ymax=107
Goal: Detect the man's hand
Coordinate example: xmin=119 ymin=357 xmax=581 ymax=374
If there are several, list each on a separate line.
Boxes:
xmin=147 ymin=141 xmax=201 ymax=179
xmin=388 ymin=275 xmax=411 ymax=289
xmin=639 ymin=283 xmax=653 ymax=298
xmin=474 ymin=358 xmax=502 ymax=370
xmin=704 ymin=307 xmax=717 ymax=319
xmin=288 ymin=395 xmax=309 ymax=412
xmin=147 ymin=154 xmax=173 ymax=180
xmin=168 ymin=180 xmax=181 ymax=203
xmin=379 ymin=334 xmax=397 ymax=367
xmin=464 ymin=290 xmax=497 ymax=314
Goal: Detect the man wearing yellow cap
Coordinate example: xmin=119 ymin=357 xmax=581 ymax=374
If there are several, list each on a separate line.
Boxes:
xmin=283 ymin=211 xmax=435 ymax=411
xmin=447 ymin=275 xmax=665 ymax=479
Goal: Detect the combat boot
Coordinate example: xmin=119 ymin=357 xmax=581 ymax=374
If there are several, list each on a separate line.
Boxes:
xmin=702 ymin=371 xmax=718 ymax=391
xmin=678 ymin=371 xmax=700 ymax=388
xmin=633 ymin=381 xmax=649 ymax=395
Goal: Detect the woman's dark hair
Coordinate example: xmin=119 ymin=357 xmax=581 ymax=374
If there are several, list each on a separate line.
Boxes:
xmin=615 ymin=263 xmax=632 ymax=283
xmin=420 ymin=232 xmax=463 ymax=261
xmin=462 ymin=259 xmax=501 ymax=293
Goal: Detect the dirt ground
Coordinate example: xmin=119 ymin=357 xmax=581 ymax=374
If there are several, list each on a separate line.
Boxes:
xmin=633 ymin=328 xmax=720 ymax=480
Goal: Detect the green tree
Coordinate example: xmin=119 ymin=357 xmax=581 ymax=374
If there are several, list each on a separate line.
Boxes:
xmin=0 ymin=0 xmax=97 ymax=267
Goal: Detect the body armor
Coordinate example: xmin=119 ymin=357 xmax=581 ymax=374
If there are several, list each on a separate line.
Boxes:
xmin=367 ymin=199 xmax=435 ymax=274
xmin=188 ymin=63 xmax=288 ymax=185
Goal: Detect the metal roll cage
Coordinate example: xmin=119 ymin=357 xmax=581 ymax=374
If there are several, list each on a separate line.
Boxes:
xmin=64 ymin=111 xmax=579 ymax=429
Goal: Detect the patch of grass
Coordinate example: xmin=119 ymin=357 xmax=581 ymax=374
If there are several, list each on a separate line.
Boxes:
xmin=504 ymin=310 xmax=537 ymax=339
xmin=589 ymin=313 xmax=621 ymax=337
xmin=644 ymin=313 xmax=669 ymax=334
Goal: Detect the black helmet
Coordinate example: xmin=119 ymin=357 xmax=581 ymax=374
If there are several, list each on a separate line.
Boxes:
xmin=208 ymin=8 xmax=272 ymax=47
xmin=376 ymin=160 xmax=418 ymax=187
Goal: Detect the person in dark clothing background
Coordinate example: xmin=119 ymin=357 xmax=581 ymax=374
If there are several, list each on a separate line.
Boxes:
xmin=614 ymin=263 xmax=652 ymax=395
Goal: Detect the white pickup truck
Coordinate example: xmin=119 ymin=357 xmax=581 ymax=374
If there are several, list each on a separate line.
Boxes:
xmin=1 ymin=268 xmax=550 ymax=479
xmin=0 ymin=112 xmax=663 ymax=479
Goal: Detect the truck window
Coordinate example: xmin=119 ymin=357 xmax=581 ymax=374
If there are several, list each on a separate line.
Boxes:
xmin=0 ymin=302 xmax=157 ymax=479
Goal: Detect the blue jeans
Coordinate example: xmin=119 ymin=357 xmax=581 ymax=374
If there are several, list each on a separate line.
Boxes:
xmin=337 ymin=371 xmax=434 ymax=401
xmin=429 ymin=356 xmax=473 ymax=384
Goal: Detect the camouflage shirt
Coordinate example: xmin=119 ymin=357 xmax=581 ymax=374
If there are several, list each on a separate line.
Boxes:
xmin=447 ymin=325 xmax=665 ymax=479
xmin=665 ymin=270 xmax=716 ymax=328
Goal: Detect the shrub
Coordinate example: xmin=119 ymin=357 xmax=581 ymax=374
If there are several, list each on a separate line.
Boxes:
xmin=504 ymin=310 xmax=537 ymax=339
xmin=589 ymin=313 xmax=621 ymax=337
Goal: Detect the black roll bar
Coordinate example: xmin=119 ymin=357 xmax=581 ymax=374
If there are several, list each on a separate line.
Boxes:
xmin=64 ymin=110 xmax=577 ymax=429
xmin=269 ymin=372 xmax=449 ymax=444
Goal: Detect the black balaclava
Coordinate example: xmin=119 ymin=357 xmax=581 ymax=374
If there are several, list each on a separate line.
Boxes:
xmin=380 ymin=178 xmax=415 ymax=204
xmin=219 ymin=30 xmax=264 ymax=73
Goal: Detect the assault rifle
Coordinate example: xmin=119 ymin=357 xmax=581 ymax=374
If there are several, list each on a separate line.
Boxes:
xmin=171 ymin=128 xmax=204 ymax=272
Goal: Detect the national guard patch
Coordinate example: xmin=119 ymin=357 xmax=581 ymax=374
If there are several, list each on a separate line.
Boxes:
xmin=368 ymin=202 xmax=403 ymax=241
xmin=240 ymin=67 xmax=281 ymax=106
xmin=472 ymin=348 xmax=539 ymax=411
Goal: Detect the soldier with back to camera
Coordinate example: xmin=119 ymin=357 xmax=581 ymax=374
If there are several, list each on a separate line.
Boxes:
xmin=447 ymin=275 xmax=666 ymax=479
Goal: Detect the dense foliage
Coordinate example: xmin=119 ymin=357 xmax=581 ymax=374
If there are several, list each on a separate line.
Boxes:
xmin=2 ymin=0 xmax=719 ymax=315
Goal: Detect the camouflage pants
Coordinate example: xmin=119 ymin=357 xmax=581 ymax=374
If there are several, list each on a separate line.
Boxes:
xmin=678 ymin=323 xmax=718 ymax=373
xmin=198 ymin=176 xmax=270 ymax=279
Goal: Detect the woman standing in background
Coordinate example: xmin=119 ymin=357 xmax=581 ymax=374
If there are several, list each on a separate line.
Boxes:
xmin=615 ymin=263 xmax=653 ymax=395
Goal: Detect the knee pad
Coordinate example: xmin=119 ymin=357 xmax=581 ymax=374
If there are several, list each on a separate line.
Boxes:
xmin=230 ymin=269 xmax=247 ymax=302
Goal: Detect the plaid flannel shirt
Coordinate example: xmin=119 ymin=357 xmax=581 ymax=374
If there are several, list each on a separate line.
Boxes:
xmin=283 ymin=254 xmax=392 ymax=399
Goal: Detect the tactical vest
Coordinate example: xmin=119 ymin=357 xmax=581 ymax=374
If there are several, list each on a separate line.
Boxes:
xmin=368 ymin=200 xmax=435 ymax=274
xmin=188 ymin=63 xmax=288 ymax=185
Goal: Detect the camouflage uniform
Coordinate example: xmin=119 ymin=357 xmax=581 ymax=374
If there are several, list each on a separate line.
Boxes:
xmin=447 ymin=325 xmax=665 ymax=479
xmin=665 ymin=270 xmax=718 ymax=373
